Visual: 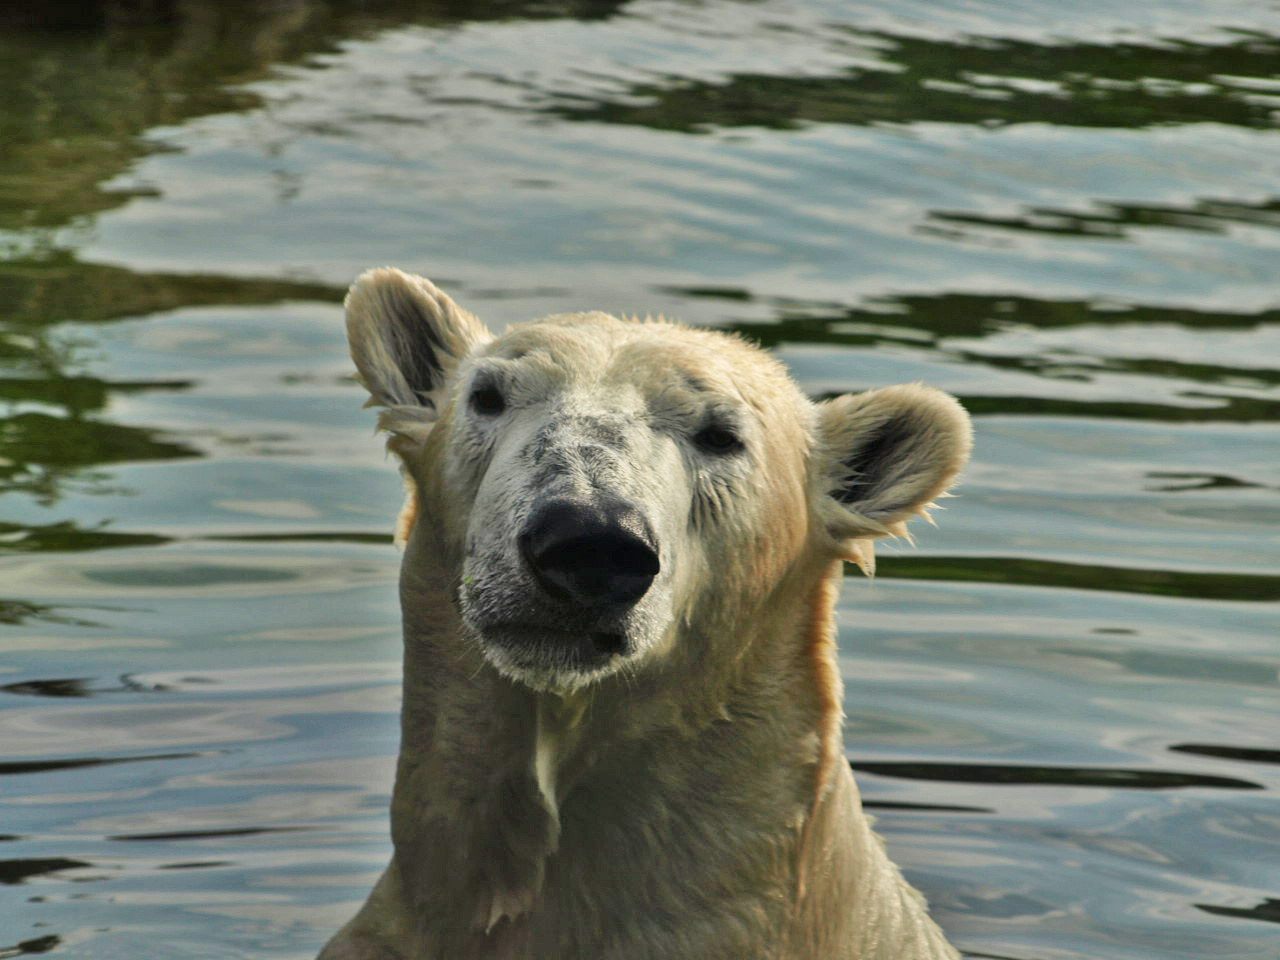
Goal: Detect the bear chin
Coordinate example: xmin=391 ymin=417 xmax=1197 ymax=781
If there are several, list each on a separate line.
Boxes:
xmin=467 ymin=621 xmax=640 ymax=692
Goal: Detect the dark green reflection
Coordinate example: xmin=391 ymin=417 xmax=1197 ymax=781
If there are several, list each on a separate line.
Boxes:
xmin=928 ymin=196 xmax=1280 ymax=241
xmin=0 ymin=933 xmax=61 ymax=956
xmin=0 ymin=677 xmax=93 ymax=698
xmin=951 ymin=393 xmax=1280 ymax=423
xmin=0 ymin=598 xmax=100 ymax=628
xmin=0 ymin=0 xmax=630 ymax=539
xmin=1 ymin=255 xmax=343 ymax=334
xmin=0 ymin=857 xmax=91 ymax=884
xmin=108 ymin=825 xmax=306 ymax=842
xmin=83 ymin=564 xmax=298 ymax=587
xmin=3 ymin=3 xmax=493 ymax=521
xmin=709 ymin=292 xmax=1280 ymax=420
xmin=865 ymin=556 xmax=1280 ymax=603
xmin=2 ymin=0 xmax=629 ymax=237
xmin=0 ymin=411 xmax=200 ymax=504
xmin=1196 ymin=899 xmax=1280 ymax=925
xmin=0 ymin=674 xmax=175 ymax=697
xmin=852 ymin=759 xmax=1262 ymax=791
xmin=1171 ymin=744 xmax=1280 ymax=766
xmin=208 ymin=531 xmax=394 ymax=545
xmin=706 ymin=290 xmax=1279 ymax=342
xmin=1146 ymin=473 xmax=1271 ymax=493
xmin=0 ymin=751 xmax=207 ymax=776
xmin=551 ymin=31 xmax=1280 ymax=133
xmin=0 ymin=257 xmax=346 ymax=506
xmin=0 ymin=521 xmax=169 ymax=553
xmin=0 ymin=376 xmax=191 ymax=412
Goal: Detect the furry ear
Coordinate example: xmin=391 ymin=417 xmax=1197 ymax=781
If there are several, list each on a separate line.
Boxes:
xmin=815 ymin=384 xmax=972 ymax=563
xmin=344 ymin=267 xmax=491 ymax=414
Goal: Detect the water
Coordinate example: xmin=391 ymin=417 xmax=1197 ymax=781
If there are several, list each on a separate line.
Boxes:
xmin=2 ymin=1 xmax=1278 ymax=956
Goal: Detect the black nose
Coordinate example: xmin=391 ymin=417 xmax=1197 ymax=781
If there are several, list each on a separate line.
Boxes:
xmin=519 ymin=499 xmax=660 ymax=610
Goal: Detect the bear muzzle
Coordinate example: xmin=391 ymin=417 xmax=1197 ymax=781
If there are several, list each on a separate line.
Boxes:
xmin=459 ymin=495 xmax=668 ymax=686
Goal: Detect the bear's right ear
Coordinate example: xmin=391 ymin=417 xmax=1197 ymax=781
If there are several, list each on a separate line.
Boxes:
xmin=344 ymin=267 xmax=491 ymax=415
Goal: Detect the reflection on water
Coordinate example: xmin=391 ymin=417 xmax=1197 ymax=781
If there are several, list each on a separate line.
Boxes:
xmin=0 ymin=257 xmax=342 ymax=506
xmin=1 ymin=0 xmax=1278 ymax=957
xmin=851 ymin=759 xmax=1263 ymax=792
xmin=549 ymin=32 xmax=1280 ymax=132
xmin=870 ymin=556 xmax=1280 ymax=602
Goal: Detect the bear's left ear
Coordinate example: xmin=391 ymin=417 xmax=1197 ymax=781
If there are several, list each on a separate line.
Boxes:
xmin=814 ymin=383 xmax=972 ymax=557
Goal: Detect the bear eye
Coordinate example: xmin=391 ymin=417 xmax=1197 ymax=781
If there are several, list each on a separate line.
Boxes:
xmin=470 ymin=384 xmax=506 ymax=416
xmin=694 ymin=425 xmax=743 ymax=455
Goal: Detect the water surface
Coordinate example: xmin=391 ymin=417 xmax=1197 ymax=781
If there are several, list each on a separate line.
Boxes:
xmin=2 ymin=1 xmax=1278 ymax=957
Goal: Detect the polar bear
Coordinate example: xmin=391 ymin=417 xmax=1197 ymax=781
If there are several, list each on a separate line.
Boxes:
xmin=319 ymin=269 xmax=971 ymax=960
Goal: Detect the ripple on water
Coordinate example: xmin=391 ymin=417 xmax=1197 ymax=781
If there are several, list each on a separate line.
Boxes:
xmin=2 ymin=1 xmax=1278 ymax=958
xmin=4 ymin=546 xmax=394 ymax=602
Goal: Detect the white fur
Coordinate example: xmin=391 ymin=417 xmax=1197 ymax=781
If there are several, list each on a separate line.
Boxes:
xmin=320 ymin=269 xmax=972 ymax=960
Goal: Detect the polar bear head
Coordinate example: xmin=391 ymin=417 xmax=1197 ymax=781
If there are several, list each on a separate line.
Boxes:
xmin=346 ymin=269 xmax=971 ymax=693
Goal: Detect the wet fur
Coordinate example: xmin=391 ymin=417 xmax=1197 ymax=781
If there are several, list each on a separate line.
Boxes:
xmin=319 ymin=269 xmax=971 ymax=960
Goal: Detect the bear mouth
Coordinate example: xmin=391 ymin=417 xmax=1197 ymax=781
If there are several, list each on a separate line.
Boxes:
xmin=589 ymin=631 xmax=627 ymax=655
xmin=468 ymin=619 xmax=636 ymax=685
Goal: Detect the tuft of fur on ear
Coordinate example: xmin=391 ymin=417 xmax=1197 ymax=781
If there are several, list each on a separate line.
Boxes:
xmin=344 ymin=267 xmax=491 ymax=417
xmin=815 ymin=383 xmax=972 ymax=571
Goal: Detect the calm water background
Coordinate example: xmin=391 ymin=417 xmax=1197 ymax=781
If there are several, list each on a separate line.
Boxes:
xmin=2 ymin=1 xmax=1279 ymax=957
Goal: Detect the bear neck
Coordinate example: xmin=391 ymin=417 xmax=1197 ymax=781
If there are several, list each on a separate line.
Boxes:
xmin=384 ymin=538 xmax=872 ymax=957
